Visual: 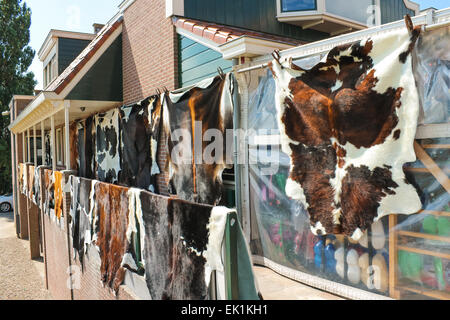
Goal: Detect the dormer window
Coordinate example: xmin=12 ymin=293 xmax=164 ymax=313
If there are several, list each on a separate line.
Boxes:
xmin=281 ymin=0 xmax=317 ymax=12
xmin=276 ymin=0 xmax=379 ymax=35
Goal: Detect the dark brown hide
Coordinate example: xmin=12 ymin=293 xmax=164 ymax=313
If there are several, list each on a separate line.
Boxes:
xmin=43 ymin=169 xmax=54 ymax=215
xmin=77 ymin=116 xmax=95 ymax=179
xmin=118 ymin=95 xmax=162 ymax=191
xmin=139 ymin=190 xmax=213 ymax=299
xmin=69 ymin=122 xmax=79 ymax=171
xmin=164 ymin=75 xmax=233 ymax=205
xmin=94 ymin=182 xmax=129 ymax=292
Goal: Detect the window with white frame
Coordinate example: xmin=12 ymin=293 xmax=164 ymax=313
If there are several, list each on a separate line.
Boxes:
xmin=281 ymin=0 xmax=317 ymax=12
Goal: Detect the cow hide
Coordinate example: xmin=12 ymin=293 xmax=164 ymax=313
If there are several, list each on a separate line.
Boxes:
xmin=18 ymin=163 xmax=25 ymax=195
xmin=28 ymin=165 xmax=35 ymax=202
xmin=163 ymin=74 xmax=234 ymax=205
xmin=70 ymin=176 xmax=94 ymax=267
xmin=118 ymin=95 xmax=162 ymax=192
xmin=77 ymin=116 xmax=96 ymax=179
xmin=269 ymin=26 xmax=422 ymax=240
xmin=32 ymin=166 xmax=41 ymax=205
xmin=53 ymin=171 xmax=64 ymax=220
xmin=69 ymin=122 xmax=79 ymax=171
xmin=43 ymin=169 xmax=54 ymax=216
xmin=95 ymin=109 xmax=120 ymax=184
xmin=93 ymin=182 xmax=130 ymax=292
xmin=129 ymin=189 xmax=231 ymax=300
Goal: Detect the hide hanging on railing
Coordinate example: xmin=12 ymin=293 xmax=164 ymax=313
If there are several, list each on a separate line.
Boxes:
xmin=53 ymin=171 xmax=64 ymax=220
xmin=118 ymin=94 xmax=162 ymax=192
xmin=32 ymin=166 xmax=41 ymax=205
xmin=95 ymin=109 xmax=121 ymax=184
xmin=28 ymin=165 xmax=35 ymax=201
xmin=269 ymin=22 xmax=423 ymax=240
xmin=77 ymin=116 xmax=96 ymax=179
xmin=162 ymin=74 xmax=234 ymax=205
xmin=43 ymin=169 xmax=54 ymax=216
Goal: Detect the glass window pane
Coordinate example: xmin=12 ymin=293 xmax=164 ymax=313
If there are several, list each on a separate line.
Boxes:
xmin=281 ymin=0 xmax=317 ymax=12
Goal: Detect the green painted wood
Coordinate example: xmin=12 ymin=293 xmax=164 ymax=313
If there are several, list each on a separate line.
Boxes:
xmin=182 ymin=49 xmax=222 ymax=72
xmin=380 ymin=0 xmax=415 ymax=24
xmin=66 ymin=35 xmax=122 ymax=101
xmin=225 ymin=212 xmax=239 ymax=300
xmin=178 ymin=35 xmax=233 ymax=88
xmin=58 ymin=38 xmax=91 ymax=75
xmin=184 ymin=0 xmax=328 ymax=42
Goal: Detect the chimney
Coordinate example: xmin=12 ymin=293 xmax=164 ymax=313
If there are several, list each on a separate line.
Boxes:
xmin=93 ymin=23 xmax=105 ymax=34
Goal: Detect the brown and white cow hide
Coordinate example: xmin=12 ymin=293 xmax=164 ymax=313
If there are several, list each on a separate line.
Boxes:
xmin=54 ymin=171 xmax=64 ymax=220
xmin=128 ymin=188 xmax=230 ymax=300
xmin=69 ymin=122 xmax=79 ymax=172
xmin=270 ymin=25 xmax=422 ymax=240
xmin=95 ymin=109 xmax=121 ymax=184
xmin=118 ymin=95 xmax=162 ymax=192
xmin=93 ymin=181 xmax=130 ymax=293
xmin=163 ymin=74 xmax=234 ymax=205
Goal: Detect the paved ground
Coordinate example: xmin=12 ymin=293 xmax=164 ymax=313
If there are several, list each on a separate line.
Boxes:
xmin=0 ymin=211 xmax=52 ymax=300
xmin=254 ymin=266 xmax=344 ymax=300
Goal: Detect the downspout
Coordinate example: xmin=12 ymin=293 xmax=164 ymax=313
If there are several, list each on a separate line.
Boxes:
xmin=232 ymin=58 xmax=241 ymax=219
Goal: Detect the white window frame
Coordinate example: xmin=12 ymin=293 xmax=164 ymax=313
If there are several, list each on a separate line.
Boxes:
xmin=276 ymin=0 xmax=382 ymax=28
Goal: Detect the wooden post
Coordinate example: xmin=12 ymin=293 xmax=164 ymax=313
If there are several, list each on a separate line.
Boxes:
xmin=41 ymin=121 xmax=45 ymax=166
xmin=33 ymin=125 xmax=37 ymax=166
xmin=389 ymin=214 xmax=401 ymax=299
xmin=51 ymin=115 xmax=56 ymax=171
xmin=64 ymin=101 xmax=70 ymax=170
xmin=27 ymin=127 xmax=30 ymax=162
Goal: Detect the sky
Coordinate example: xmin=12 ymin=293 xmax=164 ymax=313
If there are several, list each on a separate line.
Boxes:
xmin=25 ymin=0 xmax=122 ymax=90
xmin=24 ymin=0 xmax=449 ymax=90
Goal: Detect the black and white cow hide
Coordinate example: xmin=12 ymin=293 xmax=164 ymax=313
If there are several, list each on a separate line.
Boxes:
xmin=162 ymin=75 xmax=234 ymax=205
xmin=269 ymin=22 xmax=422 ymax=240
xmin=70 ymin=176 xmax=95 ymax=267
xmin=95 ymin=109 xmax=121 ymax=184
xmin=77 ymin=116 xmax=96 ymax=179
xmin=118 ymin=95 xmax=162 ymax=192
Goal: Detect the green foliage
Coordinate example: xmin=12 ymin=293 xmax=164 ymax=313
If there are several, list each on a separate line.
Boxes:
xmin=0 ymin=0 xmax=36 ymax=194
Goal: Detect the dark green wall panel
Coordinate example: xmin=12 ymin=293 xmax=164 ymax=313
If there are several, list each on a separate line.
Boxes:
xmin=380 ymin=0 xmax=416 ymax=24
xmin=66 ymin=35 xmax=123 ymax=101
xmin=58 ymin=38 xmax=91 ymax=74
xmin=184 ymin=0 xmax=328 ymax=42
xmin=179 ymin=35 xmax=233 ymax=88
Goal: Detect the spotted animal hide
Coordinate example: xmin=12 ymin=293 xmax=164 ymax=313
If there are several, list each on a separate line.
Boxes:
xmin=95 ymin=109 xmax=120 ymax=184
xmin=270 ymin=26 xmax=422 ymax=240
xmin=43 ymin=169 xmax=54 ymax=216
xmin=54 ymin=171 xmax=64 ymax=220
xmin=118 ymin=95 xmax=162 ymax=192
xmin=32 ymin=166 xmax=41 ymax=205
xmin=163 ymin=75 xmax=234 ymax=205
xmin=69 ymin=122 xmax=79 ymax=171
xmin=93 ymin=182 xmax=130 ymax=293
xmin=18 ymin=163 xmax=25 ymax=195
xmin=129 ymin=189 xmax=230 ymax=300
xmin=70 ymin=176 xmax=93 ymax=267
xmin=28 ymin=165 xmax=35 ymax=201
xmin=77 ymin=116 xmax=96 ymax=179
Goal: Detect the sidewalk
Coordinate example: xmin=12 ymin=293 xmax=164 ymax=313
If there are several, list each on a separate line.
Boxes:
xmin=0 ymin=210 xmax=52 ymax=300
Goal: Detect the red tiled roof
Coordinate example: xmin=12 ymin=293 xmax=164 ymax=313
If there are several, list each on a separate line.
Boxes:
xmin=172 ymin=16 xmax=303 ymax=46
xmin=47 ymin=15 xmax=123 ymax=95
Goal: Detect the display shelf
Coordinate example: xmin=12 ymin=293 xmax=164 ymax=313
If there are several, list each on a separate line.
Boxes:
xmin=397 ymin=230 xmax=450 ymax=243
xmin=397 ymin=245 xmax=450 ymax=259
xmin=399 ymin=282 xmax=450 ymax=300
xmin=390 ymin=135 xmax=450 ymax=300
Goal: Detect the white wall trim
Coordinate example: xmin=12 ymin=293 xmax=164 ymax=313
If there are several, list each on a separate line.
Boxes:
xmin=220 ymin=37 xmax=295 ymax=60
xmin=119 ymin=0 xmax=136 ymax=13
xmin=403 ymin=0 xmax=420 ymax=15
xmin=176 ymin=27 xmax=221 ymax=51
xmin=166 ymin=0 xmax=185 ymax=18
